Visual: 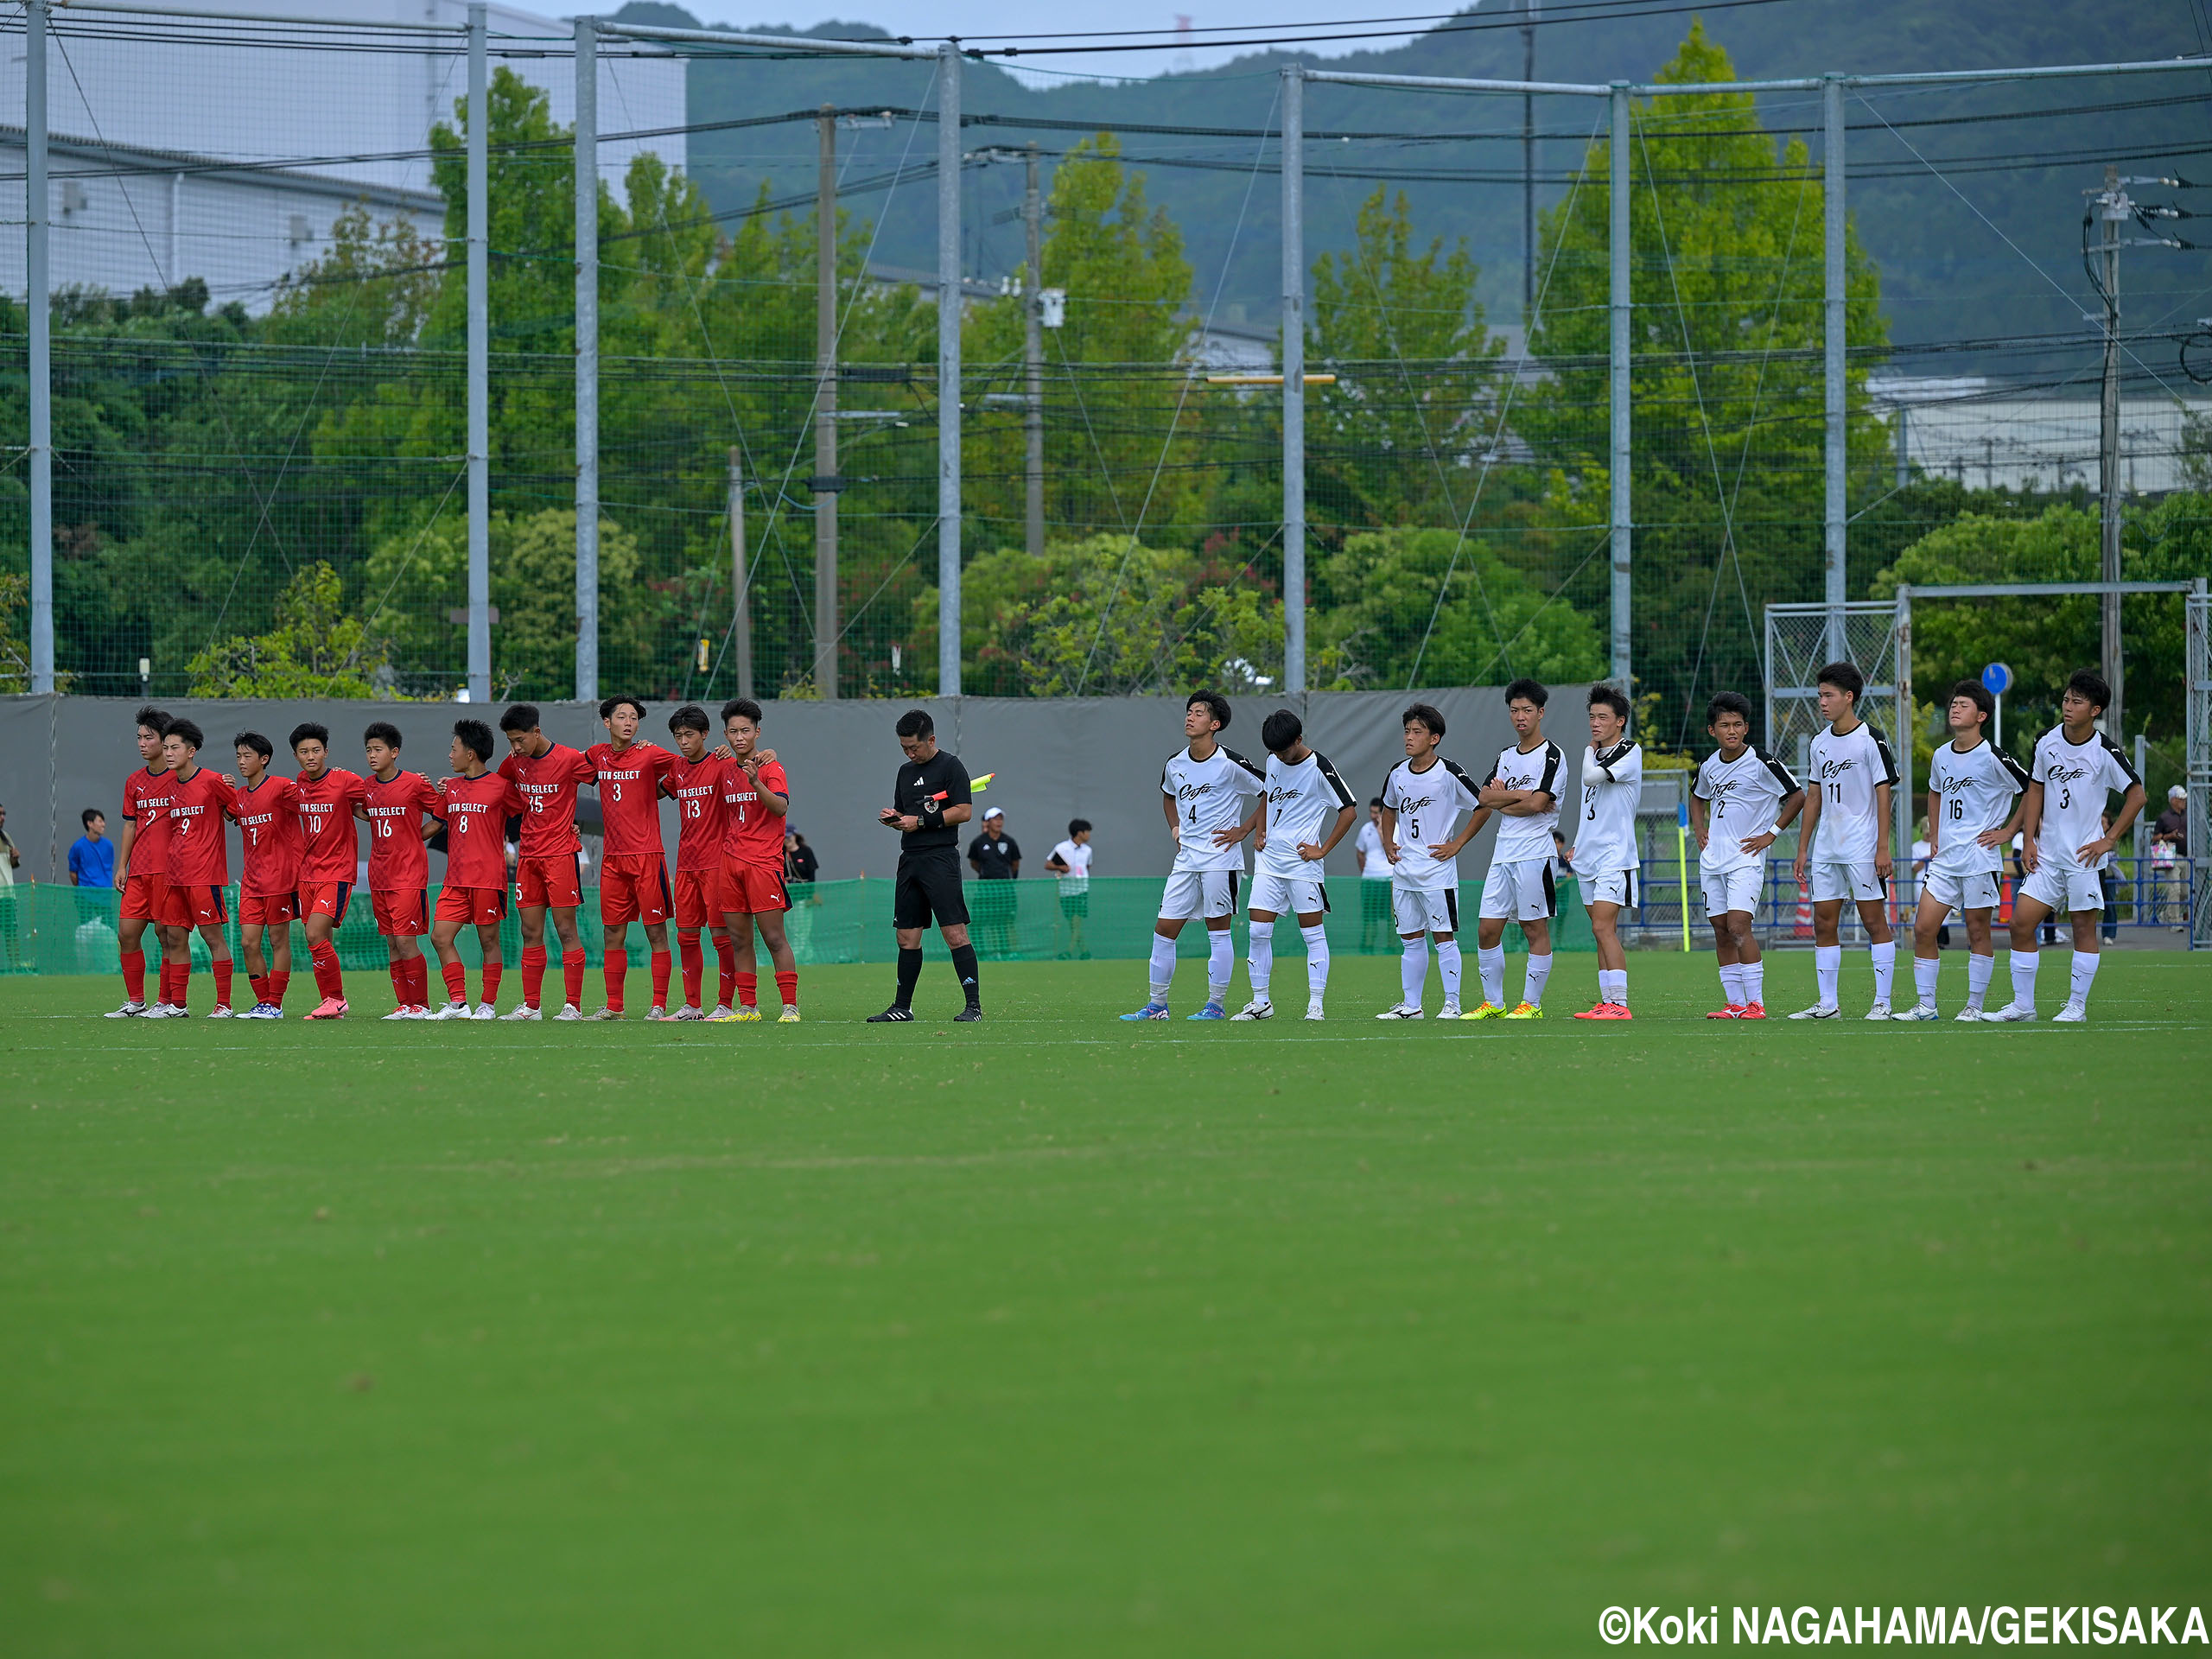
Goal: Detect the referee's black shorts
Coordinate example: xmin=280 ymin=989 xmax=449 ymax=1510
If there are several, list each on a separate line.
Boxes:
xmin=893 ymin=848 xmax=969 ymax=930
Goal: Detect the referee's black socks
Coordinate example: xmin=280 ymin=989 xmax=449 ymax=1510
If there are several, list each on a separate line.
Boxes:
xmin=950 ymin=943 xmax=981 ymax=1008
xmin=895 ymin=946 xmax=924 ymax=1009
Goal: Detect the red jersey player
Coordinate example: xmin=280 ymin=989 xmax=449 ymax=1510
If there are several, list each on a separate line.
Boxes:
xmin=289 ymin=721 xmax=370 ymax=1020
xmin=157 ymin=718 xmax=239 ymax=1017
xmin=496 ymin=702 xmax=595 ymax=1020
xmin=585 ymin=695 xmax=677 ymax=1020
xmin=110 ymin=704 xmax=179 ymax=1017
xmin=663 ymin=703 xmax=736 ymax=1020
xmin=228 ymin=730 xmax=302 ymax=1018
xmin=363 ymin=721 xmax=442 ymax=1020
xmin=430 ymin=717 xmax=520 ymax=1020
xmin=717 ymin=697 xmax=799 ymax=1022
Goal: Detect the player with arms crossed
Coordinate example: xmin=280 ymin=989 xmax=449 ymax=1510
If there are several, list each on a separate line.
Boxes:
xmin=227 ymin=731 xmax=302 ymax=1019
xmin=586 ymin=696 xmax=677 ymax=1020
xmin=1376 ymin=702 xmax=1481 ymax=1020
xmin=871 ymin=709 xmax=982 ymax=1022
xmin=663 ymin=704 xmax=739 ymax=1021
xmin=1690 ymin=692 xmax=1804 ymax=1019
xmin=1123 ymin=692 xmax=1265 ymax=1021
xmin=1790 ymin=662 xmax=1901 ymax=1020
xmin=289 ymin=722 xmax=370 ymax=1020
xmin=1982 ymin=669 xmax=2145 ymax=1024
xmin=429 ymin=719 xmax=520 ymax=1020
xmin=498 ymin=703 xmax=596 ymax=1020
xmin=110 ymin=706 xmax=181 ymax=1017
xmin=1897 ymin=680 xmax=2028 ymax=1021
xmin=1570 ymin=685 xmax=1644 ymax=1020
xmin=717 ymin=698 xmax=799 ymax=1022
xmin=363 ymin=721 xmax=442 ymax=1020
xmin=158 ymin=719 xmax=240 ymax=1017
xmin=1468 ymin=678 xmax=1566 ymax=1020
xmin=1236 ymin=709 xmax=1357 ymax=1022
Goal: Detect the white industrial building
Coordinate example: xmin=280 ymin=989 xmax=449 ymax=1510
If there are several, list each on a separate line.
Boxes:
xmin=0 ymin=0 xmax=685 ymax=311
xmin=1872 ymin=378 xmax=2211 ymax=498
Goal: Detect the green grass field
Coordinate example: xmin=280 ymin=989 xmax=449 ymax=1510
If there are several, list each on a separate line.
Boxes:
xmin=3 ymin=950 xmax=2209 ymax=1656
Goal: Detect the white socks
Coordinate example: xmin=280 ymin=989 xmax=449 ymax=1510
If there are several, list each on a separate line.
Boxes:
xmin=1148 ymin=931 xmax=1178 ymax=1002
xmin=1248 ymin=920 xmax=1274 ymax=1000
xmin=2009 ymin=948 xmax=2039 ymax=1008
xmin=1400 ymin=936 xmax=1429 ymax=1007
xmin=1302 ymin=925 xmax=1331 ymax=998
xmin=2069 ymin=950 xmax=2100 ymax=1007
xmin=1743 ymin=959 xmax=1764 ymax=1006
xmin=1478 ymin=945 xmax=1505 ymax=1008
xmin=1522 ymin=952 xmax=1552 ymax=1009
xmin=1598 ymin=968 xmax=1627 ymax=1007
xmin=1207 ymin=929 xmax=1234 ymax=1001
xmin=1720 ymin=963 xmax=1745 ymax=1006
xmin=1965 ymin=951 xmax=1993 ymax=1010
xmin=1815 ymin=944 xmax=1841 ymax=1007
xmin=1871 ymin=939 xmax=1897 ymax=1004
xmin=1436 ymin=940 xmax=1462 ymax=1004
xmin=1913 ymin=954 xmax=1941 ymax=1010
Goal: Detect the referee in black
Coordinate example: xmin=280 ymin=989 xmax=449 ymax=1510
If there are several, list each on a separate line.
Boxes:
xmin=870 ymin=709 xmax=982 ymax=1021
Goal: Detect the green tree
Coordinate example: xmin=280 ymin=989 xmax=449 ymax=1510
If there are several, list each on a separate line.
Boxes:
xmin=187 ymin=562 xmax=391 ymax=697
xmin=0 ymin=571 xmax=29 ymax=692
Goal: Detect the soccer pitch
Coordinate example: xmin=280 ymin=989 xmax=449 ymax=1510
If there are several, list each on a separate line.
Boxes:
xmin=4 ymin=952 xmax=2209 ymax=1656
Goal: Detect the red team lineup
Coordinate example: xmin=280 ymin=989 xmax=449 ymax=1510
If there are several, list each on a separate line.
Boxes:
xmin=104 ymin=697 xmax=800 ymax=1024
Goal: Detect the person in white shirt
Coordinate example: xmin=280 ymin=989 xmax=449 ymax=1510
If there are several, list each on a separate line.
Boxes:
xmin=1899 ymin=679 xmax=2028 ymax=1021
xmin=1690 ymin=691 xmax=1805 ymax=1017
xmin=1235 ymin=709 xmax=1358 ymax=1022
xmin=1045 ymin=818 xmax=1095 ymax=960
xmin=1122 ymin=692 xmax=1266 ymax=1021
xmin=1376 ymin=702 xmax=1482 ymax=1020
xmin=1467 ymin=678 xmax=1567 ymax=1020
xmin=1790 ymin=661 xmax=1902 ymax=1020
xmin=1983 ymin=669 xmax=2145 ymax=1024
xmin=1354 ymin=800 xmax=1394 ymax=953
xmin=1569 ymin=684 xmax=1644 ymax=1019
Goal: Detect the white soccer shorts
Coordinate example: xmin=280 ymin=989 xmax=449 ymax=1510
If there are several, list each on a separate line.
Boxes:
xmin=1392 ymin=884 xmax=1459 ymax=935
xmin=1809 ymin=860 xmax=1885 ymax=904
xmin=1922 ymin=867 xmax=2001 ymax=913
xmin=1579 ymin=868 xmax=1637 ymax=909
xmin=1700 ymin=863 xmax=1763 ymax=918
xmin=1247 ymin=868 xmax=1328 ymax=918
xmin=1158 ymin=868 xmax=1241 ymax=922
xmin=2021 ymin=863 xmax=2103 ymax=916
xmin=1477 ymin=857 xmax=1556 ymax=922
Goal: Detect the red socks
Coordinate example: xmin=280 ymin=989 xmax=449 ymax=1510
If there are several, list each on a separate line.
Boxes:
xmin=775 ymin=969 xmax=798 ymax=1010
xmin=212 ymin=957 xmax=233 ymax=1012
xmin=563 ymin=949 xmax=586 ymax=1010
xmin=480 ymin=960 xmax=502 ymax=1007
xmin=678 ymin=931 xmax=703 ymax=1007
xmin=715 ymin=938 xmax=737 ymax=1007
xmin=650 ymin=949 xmax=672 ymax=1011
xmin=310 ymin=941 xmax=344 ymax=1002
xmin=522 ymin=945 xmax=548 ymax=1009
xmin=123 ymin=949 xmax=146 ymax=1004
xmin=165 ymin=962 xmax=189 ymax=1008
xmin=736 ymin=970 xmax=758 ymax=1010
xmin=442 ymin=960 xmax=469 ymax=1004
xmin=604 ymin=949 xmax=628 ymax=1013
xmin=389 ymin=959 xmax=410 ymax=1008
xmin=269 ymin=970 xmax=290 ymax=1009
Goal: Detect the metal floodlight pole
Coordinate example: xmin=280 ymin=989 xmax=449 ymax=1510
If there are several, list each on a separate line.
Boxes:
xmin=1281 ymin=63 xmax=1306 ymax=695
xmin=466 ymin=2 xmax=490 ymax=705
xmin=574 ymin=16 xmax=600 ymax=704
xmin=816 ymin=105 xmax=841 ymax=700
xmin=936 ymin=42 xmax=963 ymax=698
xmin=27 ymin=0 xmax=53 ymax=694
xmin=1608 ymin=82 xmax=1631 ymax=694
xmin=1822 ymin=73 xmax=1847 ymax=668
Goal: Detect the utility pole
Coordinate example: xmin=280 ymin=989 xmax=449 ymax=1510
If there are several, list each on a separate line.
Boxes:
xmin=814 ymin=105 xmax=841 ymax=699
xmin=1521 ymin=0 xmax=1538 ymax=322
xmin=728 ymin=448 xmax=753 ymax=701
xmin=2095 ymin=165 xmax=2126 ymax=738
xmin=1024 ymin=142 xmax=1046 ymax=559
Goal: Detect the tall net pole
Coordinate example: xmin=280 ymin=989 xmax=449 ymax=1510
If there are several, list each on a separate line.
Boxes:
xmin=1281 ymin=64 xmax=1306 ymax=695
xmin=574 ymin=16 xmax=600 ymax=704
xmin=1608 ymin=81 xmax=1631 ymax=694
xmin=936 ymin=43 xmax=963 ymax=697
xmin=26 ymin=0 xmax=52 ymax=694
xmin=466 ymin=3 xmax=491 ymax=704
xmin=1024 ymin=142 xmax=1045 ymax=561
xmin=2098 ymin=166 xmax=2126 ymax=737
xmin=1821 ymin=73 xmax=1847 ymax=667
xmin=815 ymin=105 xmax=841 ymax=699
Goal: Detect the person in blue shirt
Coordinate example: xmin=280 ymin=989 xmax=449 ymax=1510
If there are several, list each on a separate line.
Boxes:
xmin=69 ymin=808 xmax=116 ymax=888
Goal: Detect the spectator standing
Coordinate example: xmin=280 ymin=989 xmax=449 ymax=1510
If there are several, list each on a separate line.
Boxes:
xmin=70 ymin=810 xmax=116 ymax=888
xmin=784 ymin=830 xmax=820 ymax=886
xmin=782 ymin=829 xmax=820 ymax=957
xmin=1046 ymin=819 xmax=1094 ymax=959
xmin=2151 ymin=785 xmax=2187 ymax=928
xmin=0 ymin=802 xmax=24 ymax=969
xmin=1355 ymin=798 xmax=1393 ymax=953
xmin=967 ymin=806 xmax=1021 ymax=958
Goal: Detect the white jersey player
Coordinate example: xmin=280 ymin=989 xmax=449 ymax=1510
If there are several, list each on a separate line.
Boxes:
xmin=1122 ymin=693 xmax=1264 ymax=1022
xmin=1984 ymin=671 xmax=2145 ymax=1025
xmin=1690 ymin=691 xmax=1804 ymax=1019
xmin=1234 ymin=709 xmax=1357 ymax=1022
xmin=1790 ymin=662 xmax=1901 ymax=1020
xmin=1376 ymin=702 xmax=1481 ymax=1020
xmin=1899 ymin=680 xmax=2027 ymax=1021
xmin=1570 ymin=685 xmax=1643 ymax=1020
xmin=1466 ymin=679 xmax=1566 ymax=1020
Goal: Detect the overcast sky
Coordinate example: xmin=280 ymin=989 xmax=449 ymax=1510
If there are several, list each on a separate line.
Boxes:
xmin=680 ymin=3 xmax=1441 ymax=82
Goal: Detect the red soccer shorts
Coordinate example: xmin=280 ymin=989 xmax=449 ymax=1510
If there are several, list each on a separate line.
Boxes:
xmin=672 ymin=867 xmax=727 ymax=930
xmin=155 ymin=880 xmax=195 ymax=928
xmin=371 ymin=888 xmax=428 ymax=938
xmin=239 ymin=891 xmax=300 ymax=927
xmin=601 ymin=855 xmax=671 ymax=927
xmin=120 ymin=871 xmax=170 ymax=923
xmin=171 ymin=884 xmax=228 ymax=928
xmin=721 ymin=858 xmax=789 ymax=916
xmin=302 ymin=880 xmax=353 ymax=924
xmin=517 ymin=853 xmax=582 ymax=912
xmin=435 ymin=885 xmax=508 ymax=926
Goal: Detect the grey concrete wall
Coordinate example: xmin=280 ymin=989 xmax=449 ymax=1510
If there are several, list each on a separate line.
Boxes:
xmin=0 ymin=687 xmax=1588 ymax=887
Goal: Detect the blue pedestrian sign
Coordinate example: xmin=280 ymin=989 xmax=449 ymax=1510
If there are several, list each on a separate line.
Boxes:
xmin=1981 ymin=662 xmax=2013 ymax=697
